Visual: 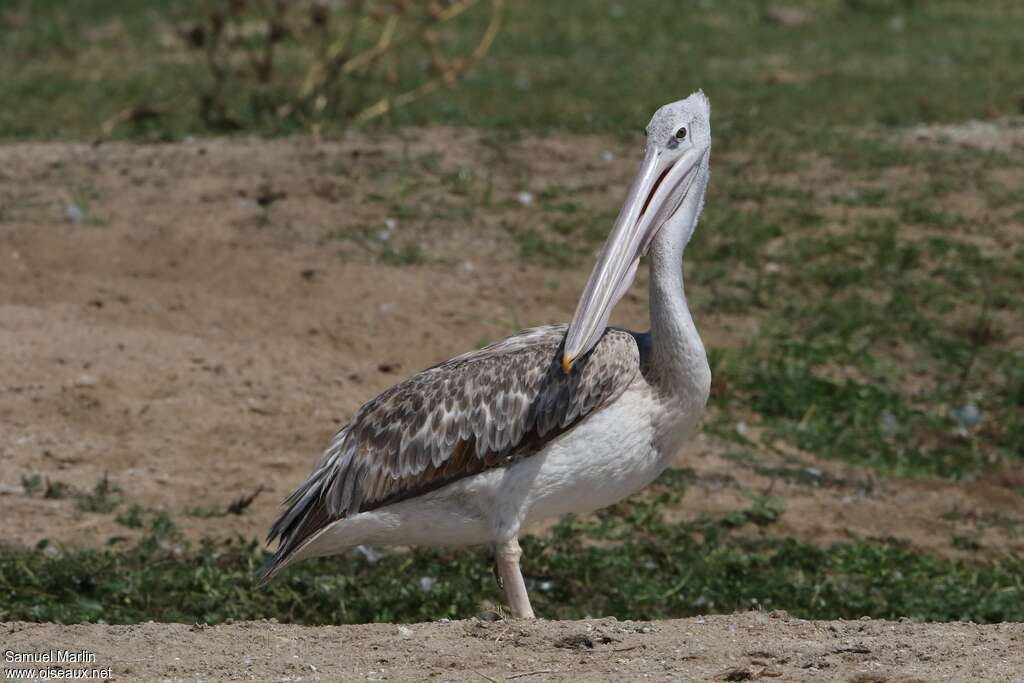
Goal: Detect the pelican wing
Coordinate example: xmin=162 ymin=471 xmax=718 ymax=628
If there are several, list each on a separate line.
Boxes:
xmin=263 ymin=324 xmax=640 ymax=579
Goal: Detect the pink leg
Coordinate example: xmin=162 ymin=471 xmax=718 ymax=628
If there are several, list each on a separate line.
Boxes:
xmin=494 ymin=537 xmax=536 ymax=619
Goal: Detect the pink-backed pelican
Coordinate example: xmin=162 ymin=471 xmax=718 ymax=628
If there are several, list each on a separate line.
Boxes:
xmin=262 ymin=92 xmax=713 ymax=619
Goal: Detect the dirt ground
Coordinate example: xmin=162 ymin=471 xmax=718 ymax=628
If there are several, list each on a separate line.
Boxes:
xmin=2 ymin=134 xmax=1023 ymax=681
xmin=5 ymin=612 xmax=1023 ymax=682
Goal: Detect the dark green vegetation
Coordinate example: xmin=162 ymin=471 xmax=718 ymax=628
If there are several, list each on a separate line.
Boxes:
xmin=3 ymin=1 xmax=1023 ymax=625
xmin=2 ymin=1 xmax=1023 ymax=139
xmin=701 ymin=137 xmax=1024 ymax=479
xmin=3 ymin=490 xmax=1022 ymax=625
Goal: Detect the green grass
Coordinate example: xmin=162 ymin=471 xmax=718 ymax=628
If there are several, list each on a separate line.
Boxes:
xmin=692 ymin=135 xmax=1024 ymax=478
xmin=512 ymin=228 xmax=578 ymax=267
xmin=380 ymin=243 xmax=427 ymax=266
xmin=2 ymin=495 xmax=1021 ymax=625
xmin=3 ymin=1 xmax=1023 ymax=140
xmin=115 ymin=505 xmax=145 ymax=529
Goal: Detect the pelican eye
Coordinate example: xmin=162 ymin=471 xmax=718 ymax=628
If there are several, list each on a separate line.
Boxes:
xmin=675 ymin=127 xmax=687 ymax=140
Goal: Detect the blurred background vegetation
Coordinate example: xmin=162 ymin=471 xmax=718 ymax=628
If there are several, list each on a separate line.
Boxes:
xmin=2 ymin=0 xmax=1022 ymax=140
xmin=1 ymin=0 xmax=1022 ymax=625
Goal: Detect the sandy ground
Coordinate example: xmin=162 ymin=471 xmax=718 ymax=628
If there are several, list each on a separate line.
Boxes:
xmin=5 ymin=613 xmax=1024 ymax=682
xmin=1 ymin=133 xmax=1023 ymax=681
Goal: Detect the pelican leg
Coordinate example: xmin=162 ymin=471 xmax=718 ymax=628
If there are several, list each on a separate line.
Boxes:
xmin=494 ymin=537 xmax=535 ymax=619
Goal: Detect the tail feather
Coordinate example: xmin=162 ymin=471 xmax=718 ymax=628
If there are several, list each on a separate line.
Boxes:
xmin=259 ymin=429 xmax=349 ymax=585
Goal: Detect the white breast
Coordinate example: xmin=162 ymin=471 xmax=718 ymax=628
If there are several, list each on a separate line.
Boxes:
xmin=509 ymin=382 xmax=681 ymax=533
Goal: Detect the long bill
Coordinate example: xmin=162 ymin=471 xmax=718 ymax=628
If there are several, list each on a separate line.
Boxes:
xmin=562 ymin=145 xmax=705 ymax=372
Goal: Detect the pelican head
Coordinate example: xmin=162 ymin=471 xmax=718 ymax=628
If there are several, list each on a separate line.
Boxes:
xmin=563 ymin=91 xmax=711 ymax=373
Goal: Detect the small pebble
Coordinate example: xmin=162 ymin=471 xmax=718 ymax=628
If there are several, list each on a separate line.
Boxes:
xmin=64 ymin=204 xmax=86 ymax=224
xmin=879 ymin=409 xmax=900 ymax=437
xmin=952 ymin=403 xmax=981 ymax=429
xmin=378 ymin=217 xmax=398 ymax=242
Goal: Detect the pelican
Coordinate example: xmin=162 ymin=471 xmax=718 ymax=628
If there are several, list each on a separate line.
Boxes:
xmin=262 ymin=92 xmax=713 ymax=619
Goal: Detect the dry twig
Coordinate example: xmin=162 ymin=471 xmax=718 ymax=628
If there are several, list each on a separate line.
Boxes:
xmin=180 ymin=0 xmax=503 ymax=131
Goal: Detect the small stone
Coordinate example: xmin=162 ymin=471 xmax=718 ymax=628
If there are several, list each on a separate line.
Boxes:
xmin=952 ymin=403 xmax=981 ymax=429
xmin=879 ymin=409 xmax=899 ymax=437
xmin=378 ymin=218 xmax=398 ymax=241
xmin=74 ymin=374 xmax=98 ymax=388
xmin=516 ymin=191 xmax=535 ymax=207
xmin=764 ymin=6 xmax=810 ymax=26
xmin=64 ymin=204 xmax=86 ymax=225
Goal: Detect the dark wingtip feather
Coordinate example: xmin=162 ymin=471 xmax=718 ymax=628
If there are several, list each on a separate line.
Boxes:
xmin=258 ymin=496 xmax=328 ymax=586
xmin=259 ymin=434 xmax=349 ymax=585
xmin=257 ymin=538 xmax=298 ymax=587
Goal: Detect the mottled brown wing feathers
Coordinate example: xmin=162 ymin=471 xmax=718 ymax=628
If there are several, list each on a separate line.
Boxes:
xmin=262 ymin=325 xmax=639 ymax=580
